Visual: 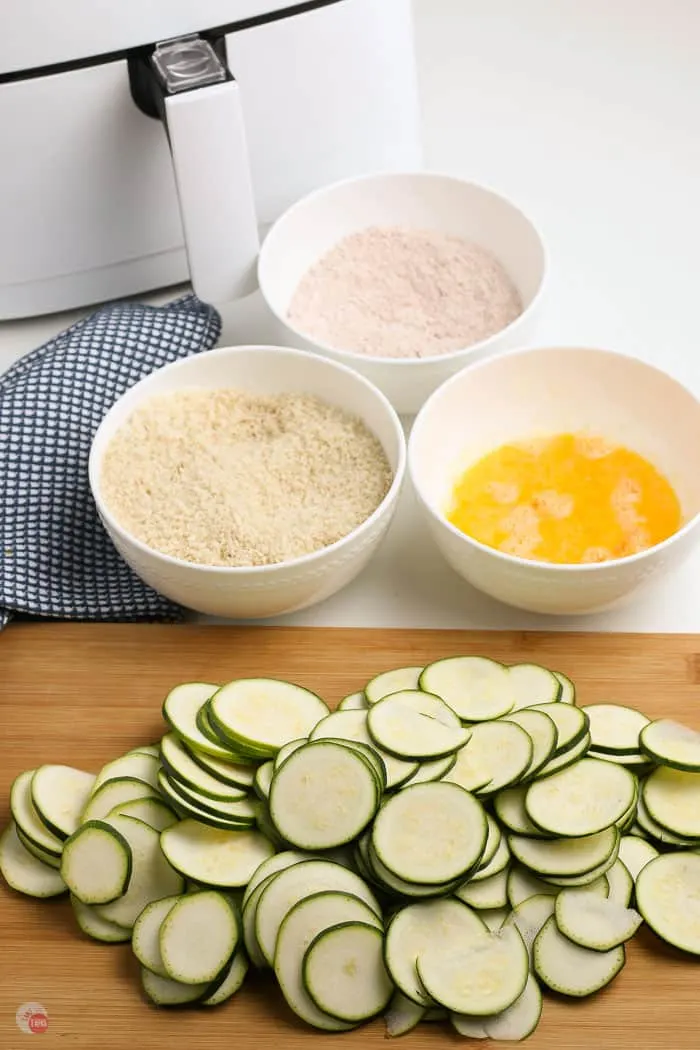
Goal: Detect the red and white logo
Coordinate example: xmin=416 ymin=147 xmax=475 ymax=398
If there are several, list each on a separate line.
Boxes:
xmin=15 ymin=1003 xmax=49 ymax=1035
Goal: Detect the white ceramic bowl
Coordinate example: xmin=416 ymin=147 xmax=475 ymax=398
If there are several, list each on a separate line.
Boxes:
xmin=89 ymin=345 xmax=405 ymax=619
xmin=258 ymin=172 xmax=547 ymax=414
xmin=409 ymin=346 xmax=700 ymax=615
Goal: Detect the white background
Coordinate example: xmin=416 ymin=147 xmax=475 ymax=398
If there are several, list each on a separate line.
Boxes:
xmin=3 ymin=0 xmax=700 ymax=631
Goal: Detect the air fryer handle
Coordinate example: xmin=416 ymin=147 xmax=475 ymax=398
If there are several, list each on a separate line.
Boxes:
xmin=146 ymin=35 xmax=259 ymax=304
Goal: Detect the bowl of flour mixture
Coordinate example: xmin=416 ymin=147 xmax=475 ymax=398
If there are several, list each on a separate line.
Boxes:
xmin=89 ymin=345 xmax=405 ymax=619
xmin=258 ymin=172 xmax=547 ymax=413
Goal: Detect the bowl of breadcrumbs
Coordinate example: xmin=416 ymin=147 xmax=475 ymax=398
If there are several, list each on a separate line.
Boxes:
xmin=89 ymin=345 xmax=405 ymax=618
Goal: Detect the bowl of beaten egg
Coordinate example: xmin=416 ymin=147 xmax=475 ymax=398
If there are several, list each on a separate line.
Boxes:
xmin=408 ymin=346 xmax=700 ymax=614
xmin=89 ymin=345 xmax=405 ymax=619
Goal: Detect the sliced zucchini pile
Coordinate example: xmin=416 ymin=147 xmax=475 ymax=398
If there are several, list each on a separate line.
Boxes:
xmin=2 ymin=659 xmax=700 ymax=1039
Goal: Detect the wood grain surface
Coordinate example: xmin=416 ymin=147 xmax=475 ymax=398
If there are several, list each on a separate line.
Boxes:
xmin=2 ymin=624 xmax=700 ymax=1050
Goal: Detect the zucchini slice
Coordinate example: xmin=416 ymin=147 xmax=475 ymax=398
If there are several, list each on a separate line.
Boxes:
xmin=366 ymin=839 xmax=462 ymax=900
xmin=480 ymin=906 xmax=510 ymax=932
xmin=131 ymin=744 xmax=160 ymax=757
xmin=482 ymin=972 xmax=543 ymax=1041
xmin=81 ymin=777 xmax=159 ymax=825
xmin=642 ymin=766 xmax=700 ymax=839
xmin=477 ymin=813 xmax=503 ymax=871
xmin=528 ymin=703 xmax=589 ymax=756
xmin=61 ymin=820 xmax=132 ymax=904
xmin=442 ymin=743 xmax=492 ymax=795
xmin=502 ymin=893 xmax=556 ymax=961
xmin=109 ymin=798 xmax=178 ymax=832
xmin=243 ymin=873 xmax=278 ymax=968
xmin=604 ymin=858 xmax=634 ymax=906
xmin=160 ymin=733 xmax=248 ymax=801
xmin=92 ymin=753 xmax=159 ymax=794
xmin=365 ymin=666 xmax=424 ymax=706
xmin=384 ymin=898 xmax=489 ymax=1006
xmin=450 ymin=721 xmax=533 ymax=798
xmin=254 ymin=858 xmax=380 ymax=966
xmin=618 ymin=834 xmax=659 ymax=881
xmin=160 ymin=890 xmax=239 ymax=984
xmin=456 ymin=868 xmax=509 ymax=910
xmin=157 ymin=771 xmax=256 ymax=830
xmin=494 ymin=786 xmax=552 ymax=838
xmin=635 ymin=796 xmax=700 ymax=847
xmin=639 ymin=718 xmax=700 ymax=770
xmin=539 ymin=852 xmax=620 ymax=889
xmin=384 ymin=991 xmax=425 ymax=1037
xmin=635 ymin=852 xmax=700 ymax=955
xmin=202 ymin=949 xmax=249 ymax=1006
xmin=506 ymin=865 xmax=558 ymax=908
xmin=534 ymin=915 xmax=625 ymax=996
xmin=141 ymin=966 xmax=210 ymax=1006
xmin=338 ymin=692 xmax=369 ymax=711
xmin=252 ymin=801 xmax=288 ymax=851
xmin=71 ymin=895 xmax=131 ymax=943
xmin=400 ymin=753 xmax=457 ymax=787
xmin=501 ymin=709 xmax=557 ymax=779
xmin=472 ymin=834 xmax=510 ymax=882
xmin=160 ymin=820 xmax=275 ymax=888
xmin=96 ymin=815 xmax=184 ymax=928
xmin=209 ymin=678 xmax=329 ymax=756
xmin=581 ymin=703 xmax=650 ymax=755
xmin=0 ymin=822 xmax=67 ymax=898
xmin=324 ymin=739 xmax=387 ymax=794
xmin=508 ymin=663 xmax=562 ymax=709
xmin=372 ymin=782 xmax=487 ymax=885
xmin=420 ymin=656 xmax=514 ymax=721
xmin=10 ymin=770 xmax=65 ymax=856
xmin=310 ymin=710 xmax=415 ymax=790
xmin=450 ymin=1015 xmax=489 ymax=1039
xmin=552 ymin=670 xmax=576 ymax=704
xmin=525 ymin=758 xmax=637 ymax=837
xmin=555 ymin=888 xmax=642 ymax=951
xmin=198 ymin=701 xmax=260 ymax=757
xmin=30 ymin=765 xmax=96 ymax=840
xmin=132 ymin=895 xmax=181 ymax=977
xmin=587 ymin=748 xmax=651 ymax=770
xmin=533 ymin=732 xmax=591 ymax=779
xmin=162 ymin=681 xmax=234 ymax=760
xmin=615 ymin=784 xmax=641 ymax=832
xmin=186 ymin=747 xmax=256 ymax=788
xmin=198 ymin=700 xmax=256 ymax=753
xmin=303 ymin=922 xmax=392 ymax=1023
xmin=366 ymin=690 xmax=468 ymax=760
xmin=273 ymin=739 xmax=307 ymax=770
xmin=269 ymin=741 xmax=380 ymax=850
xmin=16 ymin=826 xmax=62 ymax=869
xmin=508 ymin=826 xmax=619 ymax=877
xmin=242 ymin=849 xmax=311 ymax=909
xmin=417 ymin=925 xmax=528 ymax=1015
xmin=275 ymin=890 xmax=382 ymax=1032
xmin=161 ymin=771 xmax=255 ymax=823
xmin=253 ymin=762 xmax=274 ymax=801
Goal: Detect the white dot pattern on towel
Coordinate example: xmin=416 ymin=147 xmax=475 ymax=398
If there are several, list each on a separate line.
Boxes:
xmin=0 ymin=295 xmax=221 ymax=628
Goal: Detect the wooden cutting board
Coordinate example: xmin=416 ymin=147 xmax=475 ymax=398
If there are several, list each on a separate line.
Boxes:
xmin=2 ymin=624 xmax=700 ymax=1050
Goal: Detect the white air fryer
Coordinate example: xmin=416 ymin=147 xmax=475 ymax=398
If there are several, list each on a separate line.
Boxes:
xmin=0 ymin=0 xmax=421 ymax=319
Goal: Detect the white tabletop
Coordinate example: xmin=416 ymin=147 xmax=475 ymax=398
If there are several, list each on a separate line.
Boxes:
xmin=3 ymin=0 xmax=700 ymax=633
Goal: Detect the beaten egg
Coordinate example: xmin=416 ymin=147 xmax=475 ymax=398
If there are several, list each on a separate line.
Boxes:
xmin=447 ymin=433 xmax=681 ymax=564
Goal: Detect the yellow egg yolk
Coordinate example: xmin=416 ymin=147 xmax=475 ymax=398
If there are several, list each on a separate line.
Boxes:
xmin=447 ymin=433 xmax=681 ymax=564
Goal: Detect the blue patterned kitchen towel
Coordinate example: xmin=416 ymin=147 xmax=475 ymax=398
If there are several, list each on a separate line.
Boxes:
xmin=0 ymin=295 xmax=222 ymax=629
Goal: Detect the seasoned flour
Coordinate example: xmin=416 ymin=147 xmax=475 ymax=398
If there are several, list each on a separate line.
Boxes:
xmin=288 ymin=226 xmax=522 ymax=359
